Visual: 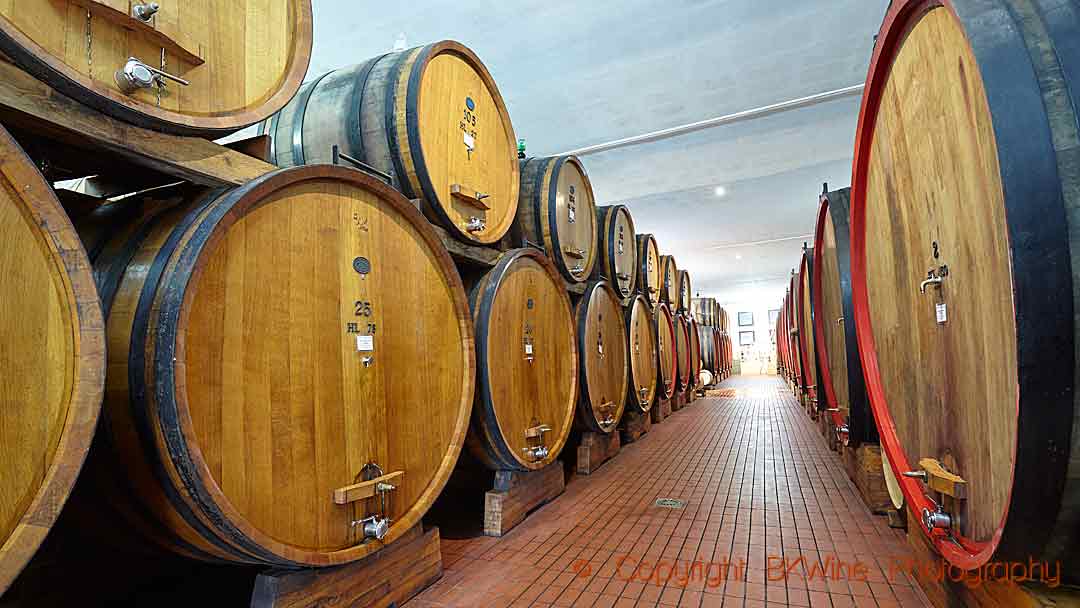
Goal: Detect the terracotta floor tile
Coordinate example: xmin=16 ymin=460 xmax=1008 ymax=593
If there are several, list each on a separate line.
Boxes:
xmin=407 ymin=377 xmax=931 ymax=607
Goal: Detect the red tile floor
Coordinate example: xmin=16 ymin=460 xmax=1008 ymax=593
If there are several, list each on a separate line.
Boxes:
xmin=409 ymin=375 xmax=931 ymax=607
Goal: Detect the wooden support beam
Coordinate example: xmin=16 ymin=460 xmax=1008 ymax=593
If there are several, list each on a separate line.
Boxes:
xmin=0 ymin=57 xmax=273 ymax=187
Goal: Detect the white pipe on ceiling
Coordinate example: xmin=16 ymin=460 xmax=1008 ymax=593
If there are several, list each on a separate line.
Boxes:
xmin=560 ymin=83 xmax=865 ymax=157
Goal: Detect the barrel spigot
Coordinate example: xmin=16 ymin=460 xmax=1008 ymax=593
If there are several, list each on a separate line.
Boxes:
xmin=132 ymin=1 xmax=159 ymax=21
xmin=466 ymin=216 xmax=486 ymax=233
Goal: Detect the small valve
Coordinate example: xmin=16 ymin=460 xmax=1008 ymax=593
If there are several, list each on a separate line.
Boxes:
xmin=523 ymin=445 xmax=549 ymax=461
xmin=132 ymin=1 xmax=159 ymax=21
xmin=352 ymin=515 xmax=389 ymax=541
xmin=922 ymin=506 xmax=951 ymax=532
xmin=466 ymin=216 xmax=486 ymax=233
xmin=115 ymin=57 xmax=189 ymax=94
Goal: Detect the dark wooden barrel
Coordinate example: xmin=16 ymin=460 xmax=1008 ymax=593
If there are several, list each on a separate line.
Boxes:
xmin=655 ymin=302 xmax=677 ymax=400
xmin=574 ymin=281 xmax=628 ymax=433
xmin=691 ymin=297 xmax=715 ymax=326
xmin=787 ymin=274 xmax=803 ymax=392
xmin=0 ymin=126 xmax=104 ymax=594
xmin=469 ymin=248 xmax=578 ymax=471
xmin=851 ymin=0 xmax=1080 ymax=573
xmin=659 ymin=255 xmax=678 ymax=305
xmin=812 ymin=187 xmax=875 ymax=446
xmin=797 ymin=247 xmax=818 ymax=410
xmin=676 ymin=270 xmax=692 ymax=313
xmin=625 ymin=295 xmax=658 ymax=413
xmin=516 ymin=156 xmax=598 ymax=282
xmin=674 ymin=313 xmax=692 ymax=391
xmin=260 ymin=40 xmax=519 ymax=245
xmin=78 ymin=165 xmax=474 ymax=568
xmin=636 ymin=234 xmax=661 ymax=306
xmin=0 ymin=2 xmax=312 ymax=136
xmin=593 ymin=205 xmax=638 ymax=298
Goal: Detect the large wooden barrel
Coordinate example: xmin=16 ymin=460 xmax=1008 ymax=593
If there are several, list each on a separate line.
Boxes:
xmin=81 ymin=165 xmax=474 ymax=567
xmin=636 ymin=234 xmax=661 ymax=306
xmin=851 ymin=0 xmax=1080 ymax=572
xmin=574 ymin=281 xmax=628 ymax=433
xmin=812 ymin=187 xmax=875 ymax=446
xmin=624 ymin=295 xmax=658 ymax=413
xmin=787 ymin=274 xmax=802 ymax=391
xmin=0 ymin=126 xmax=104 ymax=593
xmin=654 ymin=302 xmax=677 ymax=400
xmin=691 ymin=297 xmax=712 ymax=326
xmin=469 ymin=248 xmax=578 ymax=471
xmin=516 ymin=156 xmax=598 ymax=282
xmin=593 ymin=205 xmax=637 ymax=298
xmin=0 ymin=2 xmax=311 ymax=136
xmin=261 ymin=41 xmax=519 ymax=245
xmin=797 ymin=247 xmax=818 ymax=408
xmin=676 ymin=270 xmax=692 ymax=313
xmin=688 ymin=317 xmax=701 ymax=387
xmin=697 ymin=324 xmax=715 ymax=379
xmin=674 ymin=313 xmax=692 ymax=391
xmin=659 ymin=255 xmax=678 ymax=305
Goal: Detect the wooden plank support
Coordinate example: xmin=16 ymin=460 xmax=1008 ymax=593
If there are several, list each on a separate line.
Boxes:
xmin=483 ymin=462 xmax=564 ymax=537
xmin=621 ymin=408 xmax=652 ymax=444
xmin=251 ymin=525 xmax=442 ymax=608
xmin=840 ymin=444 xmax=892 ymax=515
xmin=651 ymin=396 xmax=672 ymax=423
xmin=332 ymin=471 xmax=404 ymax=505
xmin=575 ymin=431 xmax=620 ymax=475
xmin=0 ymin=57 xmax=274 ymax=187
xmin=449 ymin=183 xmax=491 ymax=209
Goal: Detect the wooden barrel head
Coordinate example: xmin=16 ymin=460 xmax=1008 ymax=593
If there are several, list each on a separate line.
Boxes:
xmin=0 ymin=125 xmax=104 ymax=592
xmin=797 ymin=249 xmax=817 ymax=401
xmin=0 ymin=1 xmax=312 ymax=136
xmin=674 ymin=313 xmax=691 ymax=390
xmin=655 ymin=302 xmax=676 ymax=399
xmin=677 ymin=270 xmax=692 ymax=313
xmin=625 ymin=295 xmax=657 ymax=413
xmin=470 ymin=248 xmax=578 ymax=471
xmin=852 ymin=0 xmax=1080 ymax=570
xmin=636 ymin=234 xmax=660 ymax=306
xmin=595 ymin=205 xmax=637 ymax=299
xmin=659 ymin=255 xmax=678 ymax=305
xmin=517 ymin=156 xmax=598 ymax=282
xmin=95 ymin=166 xmax=474 ymax=567
xmin=813 ymin=194 xmax=849 ymax=427
xmin=574 ymin=282 xmax=628 ymax=433
xmin=688 ymin=317 xmax=701 ymax=382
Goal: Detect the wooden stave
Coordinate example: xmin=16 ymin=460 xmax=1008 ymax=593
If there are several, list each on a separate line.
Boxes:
xmin=260 ymin=41 xmax=519 ymax=245
xmin=658 ymin=255 xmax=679 ymax=306
xmin=0 ymin=125 xmax=105 ymax=594
xmin=82 ymin=166 xmax=475 ymax=567
xmin=624 ymin=295 xmax=658 ymax=413
xmin=0 ymin=3 xmax=313 ymax=137
xmin=593 ymin=205 xmax=638 ymax=299
xmin=850 ymin=0 xmax=1080 ymax=571
xmin=468 ymin=248 xmax=579 ymax=471
xmin=515 ymin=156 xmax=599 ymax=283
xmin=654 ymin=302 xmax=677 ymax=400
xmin=688 ymin=317 xmax=701 ymax=387
xmin=573 ymin=281 xmax=628 ymax=434
xmin=635 ymin=234 xmax=661 ymax=306
xmin=811 ymin=188 xmax=876 ymax=446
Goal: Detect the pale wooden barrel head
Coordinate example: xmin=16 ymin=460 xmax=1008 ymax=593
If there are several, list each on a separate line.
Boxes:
xmin=470 ymin=249 xmax=578 ymax=470
xmin=0 ymin=1 xmax=313 ymax=136
xmin=625 ymin=295 xmax=657 ymax=412
xmin=677 ymin=270 xmax=691 ymax=313
xmin=674 ymin=314 xmax=691 ymax=389
xmin=575 ymin=282 xmax=628 ymax=433
xmin=636 ymin=234 xmax=660 ymax=306
xmin=413 ymin=42 xmax=518 ymax=244
xmin=860 ymin=5 xmax=1014 ymax=549
xmin=596 ymin=206 xmax=637 ymax=298
xmin=659 ymin=255 xmax=678 ymax=306
xmin=0 ymin=125 xmax=103 ymax=592
xmin=655 ymin=302 xmax=676 ymax=399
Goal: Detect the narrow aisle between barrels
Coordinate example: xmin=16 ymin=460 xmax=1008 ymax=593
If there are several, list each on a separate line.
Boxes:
xmin=410 ymin=376 xmax=930 ymax=607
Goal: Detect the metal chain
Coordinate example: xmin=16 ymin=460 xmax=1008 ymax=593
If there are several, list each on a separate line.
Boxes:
xmin=85 ymin=10 xmax=92 ymax=77
xmin=157 ymin=48 xmax=165 ymax=106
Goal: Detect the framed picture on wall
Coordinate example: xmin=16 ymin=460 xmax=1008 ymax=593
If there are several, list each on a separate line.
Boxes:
xmin=738 ymin=311 xmax=754 ymax=327
xmin=769 ymin=309 xmax=780 ymax=324
xmin=739 ymin=331 xmax=755 ymax=346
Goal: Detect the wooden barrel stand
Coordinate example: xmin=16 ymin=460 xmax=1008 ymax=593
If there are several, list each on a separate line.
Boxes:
xmin=620 ymin=408 xmax=652 ymax=444
xmin=483 ymin=464 xmax=565 ymax=537
xmin=651 ymin=396 xmax=673 ymax=423
xmin=574 ymin=431 xmax=621 ymax=475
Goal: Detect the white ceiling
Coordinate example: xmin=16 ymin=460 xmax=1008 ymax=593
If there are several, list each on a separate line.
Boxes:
xmin=306 ymin=0 xmax=890 ymax=305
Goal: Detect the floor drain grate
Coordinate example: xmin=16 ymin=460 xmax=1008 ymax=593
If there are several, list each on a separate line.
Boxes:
xmin=654 ymin=498 xmax=686 ymax=509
